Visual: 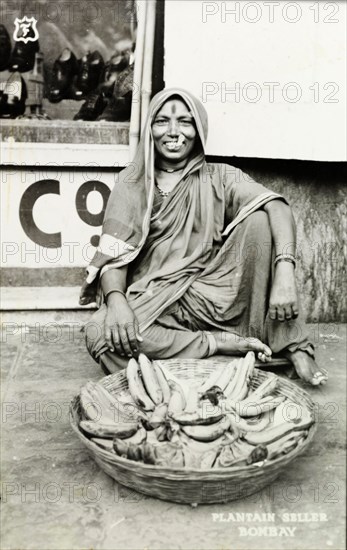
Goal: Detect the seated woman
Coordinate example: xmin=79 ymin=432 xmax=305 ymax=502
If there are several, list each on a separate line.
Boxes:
xmin=80 ymin=88 xmax=328 ymax=386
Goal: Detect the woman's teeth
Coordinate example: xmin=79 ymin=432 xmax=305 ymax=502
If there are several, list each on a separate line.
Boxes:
xmin=165 ymin=140 xmax=184 ymax=151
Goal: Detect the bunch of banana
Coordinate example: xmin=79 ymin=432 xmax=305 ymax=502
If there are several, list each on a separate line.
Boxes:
xmin=199 ymin=361 xmax=237 ymax=394
xmin=80 ymin=381 xmax=128 ymax=423
xmin=113 ymin=429 xmax=186 ymax=467
xmin=113 ymin=426 xmax=147 ymax=458
xmin=265 ymin=430 xmax=308 ymax=460
xmin=224 ymin=352 xmax=256 ymax=401
xmin=79 ymin=353 xmax=313 ymax=469
xmin=126 ymin=354 xmax=170 ymax=411
xmin=79 ymin=380 xmax=146 ymax=440
xmin=242 ymin=400 xmax=314 ymax=445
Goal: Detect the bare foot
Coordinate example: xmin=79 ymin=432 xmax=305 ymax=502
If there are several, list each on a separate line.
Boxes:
xmin=284 ymin=350 xmax=328 ymax=386
xmin=215 ymin=332 xmax=272 ymax=363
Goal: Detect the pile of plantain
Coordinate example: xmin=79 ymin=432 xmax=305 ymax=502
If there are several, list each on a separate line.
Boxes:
xmin=78 ymin=352 xmax=314 ymax=469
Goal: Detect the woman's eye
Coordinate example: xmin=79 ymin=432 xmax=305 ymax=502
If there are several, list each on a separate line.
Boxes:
xmin=180 ymin=120 xmax=193 ymax=126
xmin=154 ymin=119 xmax=168 ymax=126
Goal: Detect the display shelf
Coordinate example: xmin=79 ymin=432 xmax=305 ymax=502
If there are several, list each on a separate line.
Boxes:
xmin=0 ymin=119 xmax=130 ymax=166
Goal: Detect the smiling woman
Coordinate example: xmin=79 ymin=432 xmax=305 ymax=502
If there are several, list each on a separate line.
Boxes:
xmin=80 ymin=88 xmax=328 ymax=386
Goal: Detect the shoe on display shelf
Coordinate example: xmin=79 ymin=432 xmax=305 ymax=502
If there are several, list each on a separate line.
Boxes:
xmin=48 ymin=48 xmax=78 ymax=103
xmin=72 ymin=50 xmax=105 ymax=100
xmin=73 ymin=91 xmax=107 ymax=121
xmin=97 ymin=90 xmax=132 ymax=122
xmin=9 ymin=38 xmax=40 ymax=73
xmin=99 ymin=50 xmax=131 ymax=96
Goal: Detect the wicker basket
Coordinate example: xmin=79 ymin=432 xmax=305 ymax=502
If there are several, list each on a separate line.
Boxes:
xmin=70 ymin=358 xmax=317 ymax=505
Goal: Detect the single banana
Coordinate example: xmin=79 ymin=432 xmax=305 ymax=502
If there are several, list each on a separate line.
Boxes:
xmin=236 ymin=395 xmax=286 ymax=418
xmin=266 ymin=430 xmax=308 ymax=460
xmin=138 ymin=353 xmax=163 ymax=405
xmin=182 ymin=415 xmax=230 ymax=442
xmin=226 ymin=356 xmax=249 ymax=401
xmin=126 ymin=358 xmax=155 ymax=411
xmin=80 ymin=419 xmax=138 ymax=439
xmin=216 ymin=361 xmax=238 ymax=391
xmin=228 ymin=410 xmax=272 ymax=432
xmin=224 ymin=358 xmax=244 ymax=397
xmin=82 ymin=382 xmax=118 ymax=423
xmin=87 ymin=382 xmax=120 ymax=408
xmin=243 ymin=375 xmax=278 ymax=403
xmin=272 ymin=399 xmax=313 ymax=428
xmin=80 ymin=386 xmax=102 ymax=421
xmin=153 ymin=363 xmax=171 ymax=403
xmin=245 ymin=351 xmax=256 ymax=380
xmin=156 ymin=361 xmax=189 ymax=399
xmin=236 ymin=351 xmax=256 ymax=400
xmin=224 ymin=352 xmax=256 ymax=403
xmin=167 ymin=380 xmax=186 ymax=415
xmin=173 ymin=406 xmax=224 ymax=426
xmin=243 ymin=410 xmax=314 ymax=445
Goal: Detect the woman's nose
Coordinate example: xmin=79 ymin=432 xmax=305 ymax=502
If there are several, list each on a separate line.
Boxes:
xmin=167 ymin=120 xmax=179 ymax=136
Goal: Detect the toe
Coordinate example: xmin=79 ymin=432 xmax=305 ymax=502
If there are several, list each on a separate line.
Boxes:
xmin=311 ymin=371 xmax=328 ymax=386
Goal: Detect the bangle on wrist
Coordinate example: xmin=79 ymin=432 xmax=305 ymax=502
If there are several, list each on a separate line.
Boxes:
xmin=274 ymin=253 xmax=296 ymax=269
xmin=105 ymin=289 xmax=126 ymax=303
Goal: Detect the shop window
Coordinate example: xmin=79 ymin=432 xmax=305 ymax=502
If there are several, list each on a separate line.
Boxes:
xmin=0 ymin=0 xmax=136 ymax=163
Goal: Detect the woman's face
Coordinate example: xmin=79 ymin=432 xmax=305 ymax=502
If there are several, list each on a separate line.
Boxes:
xmin=152 ymin=98 xmax=197 ymax=163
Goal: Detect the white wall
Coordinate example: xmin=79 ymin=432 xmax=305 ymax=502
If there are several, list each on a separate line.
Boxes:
xmin=164 ymin=0 xmax=346 ymax=161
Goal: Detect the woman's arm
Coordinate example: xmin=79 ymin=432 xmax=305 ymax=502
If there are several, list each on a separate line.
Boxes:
xmin=101 ymin=265 xmax=128 ymax=297
xmin=101 ymin=266 xmax=142 ymax=357
xmin=264 ymin=200 xmax=299 ymax=321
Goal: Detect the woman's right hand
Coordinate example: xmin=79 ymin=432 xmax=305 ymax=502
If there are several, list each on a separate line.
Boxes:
xmin=104 ymin=292 xmax=143 ymax=357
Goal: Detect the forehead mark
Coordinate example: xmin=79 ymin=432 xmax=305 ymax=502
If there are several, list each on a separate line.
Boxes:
xmin=171 ymin=102 xmax=176 ymax=114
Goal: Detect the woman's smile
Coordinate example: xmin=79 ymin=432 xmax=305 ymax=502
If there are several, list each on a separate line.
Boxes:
xmin=163 ymin=135 xmax=186 ymax=152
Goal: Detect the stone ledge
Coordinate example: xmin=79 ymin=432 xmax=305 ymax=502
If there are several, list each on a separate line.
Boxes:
xmin=0 ymin=286 xmax=95 ymax=310
xmin=0 ymin=119 xmax=130 ymax=145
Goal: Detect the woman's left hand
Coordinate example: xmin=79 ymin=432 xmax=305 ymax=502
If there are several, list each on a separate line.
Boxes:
xmin=269 ymin=262 xmax=299 ymax=321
